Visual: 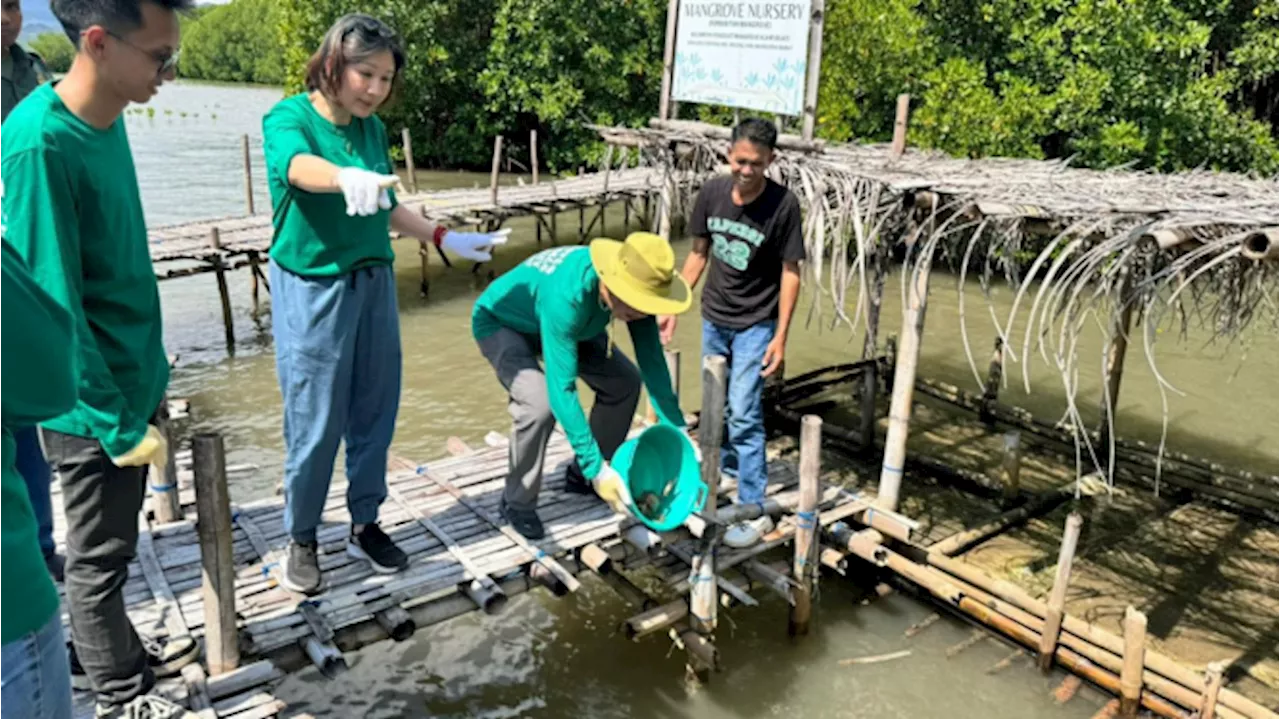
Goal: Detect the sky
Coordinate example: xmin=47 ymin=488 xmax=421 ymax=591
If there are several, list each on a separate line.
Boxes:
xmin=18 ymin=0 xmax=231 ymax=39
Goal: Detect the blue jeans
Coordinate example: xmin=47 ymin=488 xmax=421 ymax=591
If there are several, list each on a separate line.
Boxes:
xmin=1 ymin=611 xmax=72 ymax=719
xmin=14 ymin=426 xmax=55 ymax=559
xmin=271 ymin=262 xmax=402 ymax=543
xmin=702 ymin=318 xmax=776 ymax=505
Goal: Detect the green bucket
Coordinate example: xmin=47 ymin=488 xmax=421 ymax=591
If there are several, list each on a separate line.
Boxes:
xmin=610 ymin=423 xmax=706 ymax=532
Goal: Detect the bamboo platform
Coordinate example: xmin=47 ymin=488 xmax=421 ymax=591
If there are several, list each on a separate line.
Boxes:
xmin=47 ymin=421 xmax=879 ymax=716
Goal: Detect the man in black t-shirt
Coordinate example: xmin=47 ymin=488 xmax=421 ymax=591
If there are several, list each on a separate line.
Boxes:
xmin=660 ymin=118 xmax=805 ymax=548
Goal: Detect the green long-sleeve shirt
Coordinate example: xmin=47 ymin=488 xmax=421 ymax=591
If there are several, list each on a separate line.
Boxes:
xmin=1 ymin=84 xmax=168 ymax=456
xmin=1 ymin=241 xmax=76 ymax=643
xmin=472 ymin=246 xmax=684 ymax=479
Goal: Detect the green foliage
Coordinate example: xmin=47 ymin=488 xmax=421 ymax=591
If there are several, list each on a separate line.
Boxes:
xmin=819 ymin=0 xmax=1277 ymax=173
xmin=28 ymin=32 xmax=75 ymax=74
xmin=179 ymin=0 xmax=283 ymax=85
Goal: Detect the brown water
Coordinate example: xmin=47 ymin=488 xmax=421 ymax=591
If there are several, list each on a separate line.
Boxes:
xmin=133 ymin=82 xmax=1275 ymax=718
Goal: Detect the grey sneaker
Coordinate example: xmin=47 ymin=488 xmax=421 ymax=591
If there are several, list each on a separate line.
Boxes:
xmin=95 ymin=693 xmax=196 ymax=719
xmin=282 ymin=540 xmax=324 ymax=595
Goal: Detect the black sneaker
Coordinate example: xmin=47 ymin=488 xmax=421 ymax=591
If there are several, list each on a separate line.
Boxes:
xmin=282 ymin=540 xmax=324 ymax=595
xmin=563 ymin=462 xmax=593 ymax=495
xmin=70 ymin=634 xmax=198 ymax=692
xmin=499 ymin=498 xmax=545 ymax=540
xmin=347 ymin=523 xmax=408 ymax=574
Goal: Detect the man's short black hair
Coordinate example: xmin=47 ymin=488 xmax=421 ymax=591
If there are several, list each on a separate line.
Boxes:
xmin=730 ymin=118 xmax=778 ymax=151
xmin=53 ymin=0 xmax=192 ymax=45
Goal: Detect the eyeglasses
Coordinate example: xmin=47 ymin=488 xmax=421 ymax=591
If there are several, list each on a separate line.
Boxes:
xmin=103 ymin=29 xmax=179 ymax=77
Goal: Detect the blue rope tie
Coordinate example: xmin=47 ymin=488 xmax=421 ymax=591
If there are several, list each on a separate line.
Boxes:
xmin=149 ymin=482 xmax=177 ymax=492
xmin=795 ymin=510 xmax=817 ymax=531
xmin=261 ymin=561 xmax=278 ymax=577
xmin=533 ymin=549 xmax=547 ymax=560
xmin=881 ymin=463 xmax=903 ymax=475
xmin=688 ymin=573 xmax=714 ymax=584
xmin=415 ymin=465 xmax=426 ymax=475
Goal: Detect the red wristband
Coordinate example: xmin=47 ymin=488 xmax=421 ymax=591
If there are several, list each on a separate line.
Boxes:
xmin=432 ymin=225 xmax=448 ymax=248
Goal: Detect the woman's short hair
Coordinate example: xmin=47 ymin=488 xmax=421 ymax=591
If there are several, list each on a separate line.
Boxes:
xmin=304 ymin=14 xmax=405 ymax=99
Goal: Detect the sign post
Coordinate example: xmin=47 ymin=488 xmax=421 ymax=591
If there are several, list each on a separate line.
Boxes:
xmin=669 ymin=0 xmax=817 ymax=119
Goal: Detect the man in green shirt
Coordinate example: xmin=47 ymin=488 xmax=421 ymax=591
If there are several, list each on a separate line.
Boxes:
xmin=473 ymin=232 xmax=693 ymax=539
xmin=1 ymin=0 xmax=198 ymax=716
xmin=1 ymin=237 xmax=76 ymax=719
xmin=1 ymin=0 xmax=53 ymax=122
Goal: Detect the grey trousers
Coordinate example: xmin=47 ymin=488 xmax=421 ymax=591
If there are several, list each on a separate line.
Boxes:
xmin=478 ymin=328 xmax=641 ymax=511
xmin=40 ymin=428 xmax=154 ymax=707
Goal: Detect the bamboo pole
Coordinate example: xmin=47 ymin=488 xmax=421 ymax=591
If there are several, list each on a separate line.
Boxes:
xmin=789 ymin=415 xmax=822 ymax=635
xmin=489 ymin=136 xmax=503 ymax=206
xmin=401 ymin=128 xmax=418 ymax=194
xmin=241 ymin=134 xmax=255 ymax=215
xmin=877 ymin=241 xmax=932 ymax=510
xmin=529 ymin=130 xmax=539 ymax=185
xmin=1120 ymin=607 xmax=1147 ymax=718
xmin=799 ymin=0 xmax=825 ymax=141
xmin=1100 ymin=278 xmax=1136 ymax=467
xmin=193 ymin=433 xmax=240 ymax=675
xmin=690 ymin=355 xmax=728 ymax=635
xmin=1200 ymin=660 xmax=1227 ymax=719
xmin=658 ymin=0 xmax=680 ymax=121
xmin=1038 ymin=511 xmax=1083 ymax=671
xmin=1001 ymin=430 xmax=1022 ymax=506
xmin=209 ymin=228 xmax=235 ymax=352
xmin=247 ymin=251 xmax=261 ymax=317
xmin=149 ymin=400 xmax=182 ymax=524
xmin=890 ymin=94 xmax=910 ymax=157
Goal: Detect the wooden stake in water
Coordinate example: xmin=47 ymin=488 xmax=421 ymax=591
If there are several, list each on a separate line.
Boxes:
xmin=980 ymin=336 xmax=1003 ymax=425
xmin=1038 ymin=511 xmax=1082 ymax=671
xmin=401 ymin=128 xmax=418 ymax=194
xmin=789 ymin=415 xmax=822 ymax=635
xmin=530 ymin=129 xmax=539 ymax=185
xmin=241 ymin=134 xmax=255 ymax=215
xmin=489 ymin=136 xmax=503 ymax=206
xmin=690 ymin=355 xmax=728 ymax=636
xmin=193 ymin=433 xmax=239 ymax=675
xmin=209 ymin=227 xmax=235 ymax=353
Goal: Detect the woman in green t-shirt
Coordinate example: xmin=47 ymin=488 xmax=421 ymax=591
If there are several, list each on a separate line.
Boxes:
xmin=262 ymin=14 xmax=508 ymax=595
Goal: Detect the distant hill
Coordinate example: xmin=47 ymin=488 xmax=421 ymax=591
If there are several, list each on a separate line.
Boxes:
xmin=18 ymin=0 xmax=62 ymax=42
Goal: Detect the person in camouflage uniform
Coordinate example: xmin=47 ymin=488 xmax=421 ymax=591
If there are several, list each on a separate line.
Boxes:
xmin=2 ymin=0 xmax=53 ymax=122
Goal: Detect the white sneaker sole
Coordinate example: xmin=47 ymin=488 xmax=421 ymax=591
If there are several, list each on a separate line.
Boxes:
xmin=346 ymin=540 xmax=404 ymax=575
xmin=280 ymin=572 xmax=324 ymax=595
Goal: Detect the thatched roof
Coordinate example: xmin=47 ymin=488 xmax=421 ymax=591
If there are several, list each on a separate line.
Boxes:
xmin=597 ymin=118 xmax=1279 ymax=484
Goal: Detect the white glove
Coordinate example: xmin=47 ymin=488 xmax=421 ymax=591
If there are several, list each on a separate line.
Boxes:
xmin=335 ymin=168 xmax=400 ymax=217
xmin=594 ymin=462 xmax=634 ymax=516
xmin=441 ymin=227 xmax=512 ymax=262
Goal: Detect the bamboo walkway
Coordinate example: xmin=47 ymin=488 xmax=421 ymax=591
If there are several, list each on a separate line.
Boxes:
xmin=48 ymin=423 xmax=876 ymax=718
xmin=148 ymin=167 xmax=666 ymax=267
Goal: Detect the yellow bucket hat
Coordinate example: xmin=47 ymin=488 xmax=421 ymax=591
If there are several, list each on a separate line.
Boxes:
xmin=589 ymin=232 xmax=693 ymax=316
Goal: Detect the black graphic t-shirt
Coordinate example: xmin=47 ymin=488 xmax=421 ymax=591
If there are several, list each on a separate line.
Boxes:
xmin=688 ymin=175 xmax=805 ymax=329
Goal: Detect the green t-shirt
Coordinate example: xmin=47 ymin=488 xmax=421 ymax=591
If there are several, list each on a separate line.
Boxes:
xmin=1 ymin=241 xmax=76 ymax=643
xmin=472 ymin=246 xmax=684 ymax=479
xmin=262 ymin=93 xmax=399 ymax=277
xmin=1 ymin=84 xmax=168 ymax=457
